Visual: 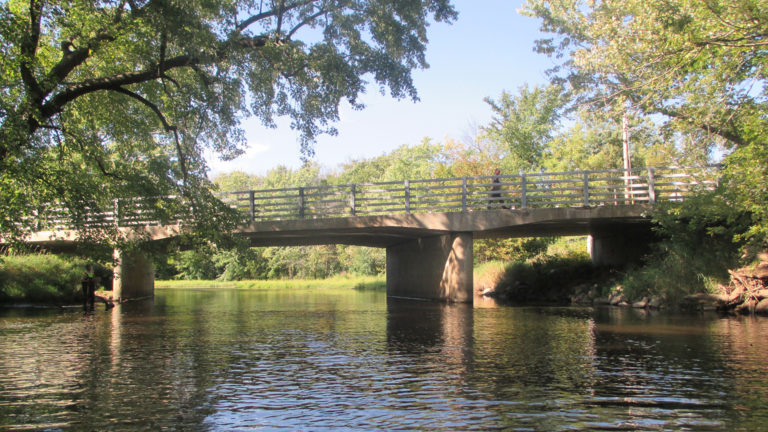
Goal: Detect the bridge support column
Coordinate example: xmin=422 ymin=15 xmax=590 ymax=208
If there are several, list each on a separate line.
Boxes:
xmin=112 ymin=249 xmax=154 ymax=301
xmin=588 ymin=225 xmax=653 ymax=267
xmin=386 ymin=232 xmax=473 ymax=303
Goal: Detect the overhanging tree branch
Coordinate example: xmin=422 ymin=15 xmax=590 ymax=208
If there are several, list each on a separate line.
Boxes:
xmin=287 ymin=7 xmax=328 ymax=39
xmin=236 ymin=0 xmax=316 ymax=32
xmin=111 ymin=87 xmax=189 ymax=188
xmin=41 ymin=54 xmax=198 ymax=120
xmin=655 ymin=105 xmax=746 ymax=147
xmin=20 ymin=0 xmax=44 ymax=108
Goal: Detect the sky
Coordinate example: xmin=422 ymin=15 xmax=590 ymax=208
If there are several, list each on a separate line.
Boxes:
xmin=206 ymin=0 xmax=555 ymax=177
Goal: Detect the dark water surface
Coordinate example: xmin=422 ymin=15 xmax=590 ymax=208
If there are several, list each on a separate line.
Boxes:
xmin=2 ymin=288 xmax=768 ymax=431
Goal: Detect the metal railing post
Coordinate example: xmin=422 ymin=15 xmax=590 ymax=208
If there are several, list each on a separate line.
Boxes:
xmin=461 ymin=178 xmax=467 ymax=212
xmin=583 ymin=171 xmax=590 ymax=207
xmin=298 ymin=187 xmax=305 ymax=219
xmin=249 ymin=191 xmax=255 ymax=223
xmin=350 ymin=184 xmax=356 ymax=216
xmin=520 ymin=174 xmax=527 ymax=209
xmin=647 ymin=168 xmax=656 ymax=204
xmin=404 ymin=180 xmax=411 ymax=214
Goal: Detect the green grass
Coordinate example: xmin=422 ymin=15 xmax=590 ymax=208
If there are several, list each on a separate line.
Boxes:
xmin=0 ymin=255 xmax=91 ymax=304
xmin=156 ymin=275 xmax=385 ymax=290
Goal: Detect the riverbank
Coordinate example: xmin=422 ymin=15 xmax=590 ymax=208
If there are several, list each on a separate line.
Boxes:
xmin=476 ymin=252 xmax=768 ymax=316
xmin=156 ymin=276 xmax=385 ymax=291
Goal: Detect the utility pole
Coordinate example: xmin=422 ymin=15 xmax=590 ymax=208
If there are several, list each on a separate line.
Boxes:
xmin=622 ymin=111 xmax=632 ymax=203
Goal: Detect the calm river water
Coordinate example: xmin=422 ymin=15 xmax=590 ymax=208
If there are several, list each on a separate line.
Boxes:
xmin=2 ymin=287 xmax=768 ymax=431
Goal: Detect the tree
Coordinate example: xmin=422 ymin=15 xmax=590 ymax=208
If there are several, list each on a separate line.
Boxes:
xmin=521 ymin=0 xmax=766 ymax=149
xmin=545 ymin=107 xmax=676 ymax=172
xmin=522 ymin=0 xmax=768 ymax=243
xmin=213 ymin=171 xmax=263 ymax=194
xmin=482 ymin=84 xmax=565 ymax=172
xmin=334 ymin=138 xmax=447 ymax=184
xmin=0 ymin=0 xmax=457 ymax=242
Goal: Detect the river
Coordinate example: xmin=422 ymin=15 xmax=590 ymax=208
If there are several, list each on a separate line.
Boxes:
xmin=1 ymin=287 xmax=768 ymax=431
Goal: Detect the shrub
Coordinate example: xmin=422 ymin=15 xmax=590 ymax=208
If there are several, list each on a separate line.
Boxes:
xmin=619 ymin=191 xmax=750 ymax=303
xmin=494 ymin=255 xmax=595 ymax=304
xmin=0 ymin=255 xmax=97 ymax=304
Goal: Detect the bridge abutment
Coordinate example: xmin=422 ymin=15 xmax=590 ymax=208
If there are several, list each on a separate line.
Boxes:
xmin=588 ymin=224 xmax=654 ymax=267
xmin=112 ymin=249 xmax=155 ymax=301
xmin=386 ymin=232 xmax=473 ymax=303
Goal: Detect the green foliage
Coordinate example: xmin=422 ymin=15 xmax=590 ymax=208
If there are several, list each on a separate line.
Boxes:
xmin=518 ymin=0 xmax=768 ymax=300
xmin=160 ymin=243 xmax=384 ymax=281
xmin=156 ymin=275 xmax=384 ymax=290
xmin=171 ymin=249 xmax=218 ymax=281
xmin=475 ymin=237 xmax=554 ymax=265
xmin=0 ymin=255 xmax=100 ymax=303
xmin=620 ymin=191 xmax=751 ymax=302
xmin=338 ymin=246 xmax=386 ymax=276
xmin=334 ymin=138 xmax=449 ymax=184
xmin=482 ymin=84 xmax=565 ymax=172
xmin=723 ymin=136 xmax=768 ymax=243
xmin=0 ymin=0 xmax=456 ymax=242
xmin=545 ymin=237 xmax=590 ymax=261
xmin=495 ymin=255 xmax=595 ymax=304
xmin=212 ymin=247 xmax=269 ymax=282
xmin=522 ymin=0 xmax=767 ymax=149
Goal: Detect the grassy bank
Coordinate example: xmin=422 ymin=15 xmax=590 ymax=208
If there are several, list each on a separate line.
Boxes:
xmin=475 ymin=256 xmax=609 ymax=304
xmin=474 ymin=237 xmax=614 ymax=304
xmin=156 ymin=275 xmax=385 ymax=290
xmin=0 ymin=255 xmax=105 ymax=304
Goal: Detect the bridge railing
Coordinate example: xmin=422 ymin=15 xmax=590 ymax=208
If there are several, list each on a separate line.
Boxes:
xmin=217 ymin=165 xmax=718 ymax=222
xmin=29 ymin=166 xmax=719 ymax=229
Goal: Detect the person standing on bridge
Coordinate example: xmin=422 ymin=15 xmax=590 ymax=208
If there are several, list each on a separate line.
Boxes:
xmin=488 ymin=168 xmax=508 ymax=209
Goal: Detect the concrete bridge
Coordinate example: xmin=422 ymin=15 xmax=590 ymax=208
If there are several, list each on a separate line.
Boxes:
xmin=19 ymin=166 xmax=717 ymax=303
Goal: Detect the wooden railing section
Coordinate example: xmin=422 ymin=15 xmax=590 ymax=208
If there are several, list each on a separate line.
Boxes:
xmin=32 ymin=166 xmax=718 ymax=229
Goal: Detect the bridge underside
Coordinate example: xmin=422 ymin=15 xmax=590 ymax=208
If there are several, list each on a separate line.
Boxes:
xmin=234 ymin=206 xmax=652 ymax=303
xmin=22 ymin=206 xmax=653 ymax=303
xmin=236 ymin=205 xmax=650 ymax=248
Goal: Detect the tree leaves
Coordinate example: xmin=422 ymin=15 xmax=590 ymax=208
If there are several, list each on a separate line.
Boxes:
xmin=0 ymin=0 xmax=456 ymax=243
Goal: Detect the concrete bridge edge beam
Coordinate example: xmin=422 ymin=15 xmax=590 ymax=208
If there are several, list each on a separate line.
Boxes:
xmin=386 ymin=232 xmax=474 ymax=303
xmin=112 ymin=248 xmax=155 ymax=301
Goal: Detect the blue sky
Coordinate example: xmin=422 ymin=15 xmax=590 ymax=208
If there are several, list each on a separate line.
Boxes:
xmin=207 ymin=0 xmax=555 ymax=177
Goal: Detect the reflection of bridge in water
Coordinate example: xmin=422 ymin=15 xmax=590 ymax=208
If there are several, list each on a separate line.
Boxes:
xmin=23 ymin=166 xmax=718 ymax=303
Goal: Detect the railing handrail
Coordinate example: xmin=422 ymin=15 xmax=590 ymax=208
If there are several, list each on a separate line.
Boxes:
xmin=27 ymin=166 xmax=719 ymax=230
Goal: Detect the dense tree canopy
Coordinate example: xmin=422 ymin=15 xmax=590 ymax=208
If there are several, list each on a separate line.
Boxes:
xmin=521 ymin=0 xmax=767 ymax=148
xmin=522 ymin=0 xmax=768 ymax=242
xmin=0 ymin=0 xmax=456 ymax=243
xmin=481 ymin=84 xmax=564 ymax=172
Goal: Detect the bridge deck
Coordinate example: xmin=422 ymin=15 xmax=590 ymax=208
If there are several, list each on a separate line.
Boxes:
xmin=14 ymin=166 xmax=716 ymax=248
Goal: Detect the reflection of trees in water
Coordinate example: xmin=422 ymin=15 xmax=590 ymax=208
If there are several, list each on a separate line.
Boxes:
xmin=386 ymin=299 xmax=475 ymax=374
xmin=0 ymin=310 xmax=105 ymax=428
xmin=471 ymin=307 xmax=597 ymax=393
xmin=587 ymin=308 xmax=768 ymax=430
xmin=466 ymin=307 xmax=598 ymax=430
xmin=5 ymin=292 xmax=768 ymax=430
xmin=709 ymin=317 xmax=768 ymax=430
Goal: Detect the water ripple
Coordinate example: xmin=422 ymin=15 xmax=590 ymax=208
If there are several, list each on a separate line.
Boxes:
xmin=1 ymin=294 xmax=767 ymax=430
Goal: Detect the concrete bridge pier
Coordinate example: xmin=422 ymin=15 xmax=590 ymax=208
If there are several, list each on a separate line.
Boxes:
xmin=112 ymin=249 xmax=155 ymax=301
xmin=386 ymin=232 xmax=473 ymax=303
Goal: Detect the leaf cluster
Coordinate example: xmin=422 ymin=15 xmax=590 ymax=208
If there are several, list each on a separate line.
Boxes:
xmin=0 ymin=0 xmax=456 ymax=244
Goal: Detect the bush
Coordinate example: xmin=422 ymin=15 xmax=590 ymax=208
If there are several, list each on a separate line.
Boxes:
xmin=494 ymin=255 xmax=596 ymax=304
xmin=619 ymin=191 xmax=750 ymax=303
xmin=0 ymin=255 xmax=98 ymax=304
